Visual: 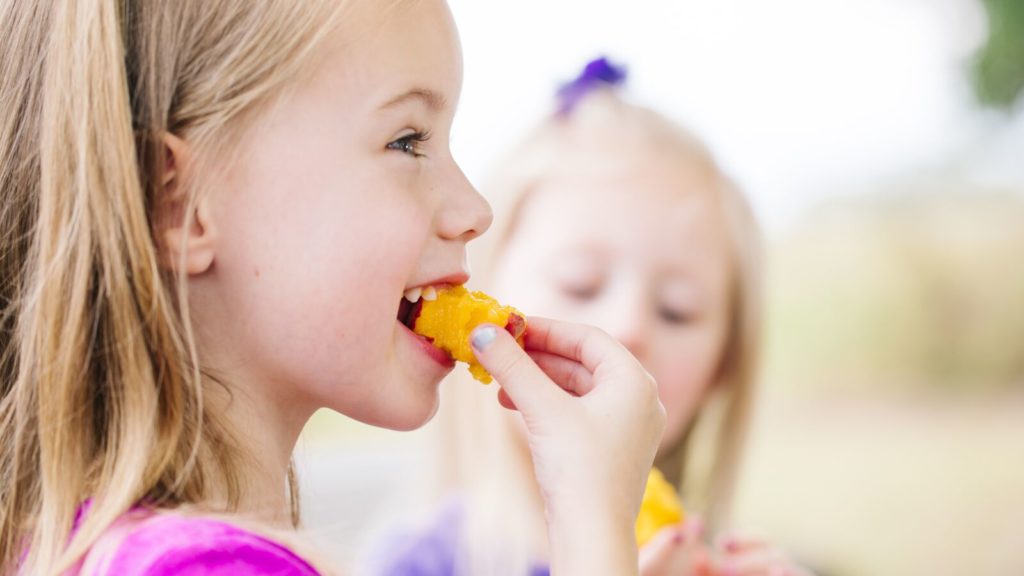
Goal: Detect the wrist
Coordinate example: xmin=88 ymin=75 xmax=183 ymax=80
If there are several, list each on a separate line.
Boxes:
xmin=545 ymin=500 xmax=639 ymax=576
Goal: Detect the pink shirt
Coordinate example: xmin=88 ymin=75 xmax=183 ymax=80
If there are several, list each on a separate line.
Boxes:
xmin=70 ymin=508 xmax=320 ymax=575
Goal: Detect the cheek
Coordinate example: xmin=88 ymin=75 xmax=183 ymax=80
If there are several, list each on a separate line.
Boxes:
xmin=210 ymin=175 xmax=428 ymax=392
xmin=651 ymin=329 xmax=725 ymax=442
xmin=492 ymin=252 xmax=591 ymax=322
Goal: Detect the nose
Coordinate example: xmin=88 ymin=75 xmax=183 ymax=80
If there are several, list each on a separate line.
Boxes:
xmin=436 ymin=162 xmax=493 ymax=242
xmin=598 ymin=285 xmax=650 ymax=361
xmin=610 ymin=313 xmax=648 ymax=361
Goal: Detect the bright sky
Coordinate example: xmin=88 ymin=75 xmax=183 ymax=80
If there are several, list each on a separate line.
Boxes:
xmin=447 ymin=0 xmax=1020 ymax=234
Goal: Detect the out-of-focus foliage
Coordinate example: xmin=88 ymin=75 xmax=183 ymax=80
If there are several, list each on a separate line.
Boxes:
xmin=973 ymin=0 xmax=1024 ymax=108
xmin=765 ymin=187 xmax=1024 ymax=394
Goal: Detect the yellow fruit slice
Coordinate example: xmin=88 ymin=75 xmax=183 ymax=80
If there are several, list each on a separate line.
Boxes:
xmin=636 ymin=468 xmax=685 ymax=547
xmin=412 ymin=285 xmax=526 ymax=383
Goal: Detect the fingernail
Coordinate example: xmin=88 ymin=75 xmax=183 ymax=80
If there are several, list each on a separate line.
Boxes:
xmin=471 ymin=325 xmax=497 ymax=350
xmin=725 ymin=536 xmax=740 ymax=553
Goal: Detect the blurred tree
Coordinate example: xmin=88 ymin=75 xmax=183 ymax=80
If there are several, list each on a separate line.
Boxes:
xmin=972 ymin=0 xmax=1024 ymax=108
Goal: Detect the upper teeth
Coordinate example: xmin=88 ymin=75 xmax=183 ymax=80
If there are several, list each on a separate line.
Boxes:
xmin=404 ymin=285 xmax=440 ymax=303
xmin=403 ymin=287 xmax=422 ymax=303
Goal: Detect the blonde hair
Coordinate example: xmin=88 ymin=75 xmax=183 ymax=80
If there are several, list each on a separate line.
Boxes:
xmin=431 ymin=88 xmax=762 ymax=573
xmin=0 ymin=1 xmax=348 ymax=573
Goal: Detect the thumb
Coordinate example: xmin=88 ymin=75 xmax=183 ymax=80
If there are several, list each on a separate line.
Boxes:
xmin=470 ymin=323 xmax=565 ymax=417
xmin=639 ymin=525 xmax=686 ymax=574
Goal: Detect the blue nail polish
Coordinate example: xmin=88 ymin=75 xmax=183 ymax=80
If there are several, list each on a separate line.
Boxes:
xmin=471 ymin=326 xmax=497 ymax=350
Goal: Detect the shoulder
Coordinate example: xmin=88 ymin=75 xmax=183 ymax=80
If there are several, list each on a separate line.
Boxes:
xmin=97 ymin=513 xmax=320 ymax=575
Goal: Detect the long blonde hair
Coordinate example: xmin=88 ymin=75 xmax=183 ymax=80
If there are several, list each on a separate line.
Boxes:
xmin=0 ymin=1 xmax=348 ymax=573
xmin=431 ymin=88 xmax=762 ymax=573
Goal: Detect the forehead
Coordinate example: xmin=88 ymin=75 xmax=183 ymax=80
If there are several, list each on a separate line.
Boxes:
xmin=311 ymin=0 xmax=463 ymax=110
xmin=517 ymin=163 xmax=732 ymax=280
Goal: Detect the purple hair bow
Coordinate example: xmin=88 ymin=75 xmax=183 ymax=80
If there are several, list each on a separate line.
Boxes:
xmin=556 ymin=56 xmax=628 ymax=116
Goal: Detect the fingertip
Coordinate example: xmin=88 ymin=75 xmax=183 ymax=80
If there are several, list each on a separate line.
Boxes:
xmin=497 ymin=387 xmax=518 ymax=411
xmin=725 ymin=536 xmax=741 ymax=554
xmin=470 ymin=323 xmax=499 ymax=351
xmin=714 ymin=531 xmax=737 ymax=554
xmin=687 ymin=515 xmax=705 ymax=539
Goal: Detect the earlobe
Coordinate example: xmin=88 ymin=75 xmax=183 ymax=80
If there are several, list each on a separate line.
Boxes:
xmin=157 ymin=133 xmax=217 ymax=275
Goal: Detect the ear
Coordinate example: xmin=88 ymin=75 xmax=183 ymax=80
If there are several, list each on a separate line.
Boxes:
xmin=157 ymin=133 xmax=217 ymax=275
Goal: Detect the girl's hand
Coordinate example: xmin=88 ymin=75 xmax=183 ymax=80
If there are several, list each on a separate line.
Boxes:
xmin=639 ymin=518 xmax=713 ymax=576
xmin=470 ymin=317 xmax=666 ymax=576
xmin=711 ymin=534 xmax=815 ymax=576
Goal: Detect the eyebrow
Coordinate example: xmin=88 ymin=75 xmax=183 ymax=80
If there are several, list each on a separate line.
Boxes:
xmin=379 ymin=88 xmax=447 ymax=112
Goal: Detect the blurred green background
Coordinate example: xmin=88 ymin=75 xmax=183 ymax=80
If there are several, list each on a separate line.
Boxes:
xmin=973 ymin=0 xmax=1024 ymax=108
xmin=734 ymin=187 xmax=1024 ymax=576
xmin=733 ymin=10 xmax=1024 ymax=572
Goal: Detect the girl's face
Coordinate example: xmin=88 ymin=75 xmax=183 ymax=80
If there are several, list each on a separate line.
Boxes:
xmin=492 ymin=159 xmax=732 ymax=449
xmin=195 ymin=0 xmax=490 ymax=431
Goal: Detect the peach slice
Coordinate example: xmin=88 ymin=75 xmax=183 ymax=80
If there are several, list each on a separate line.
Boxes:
xmin=412 ymin=285 xmax=526 ymax=383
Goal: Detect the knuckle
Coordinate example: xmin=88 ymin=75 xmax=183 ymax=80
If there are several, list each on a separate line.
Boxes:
xmin=492 ymin=348 xmax=528 ymax=380
xmin=654 ymin=398 xmax=667 ymax=429
xmin=640 ymin=369 xmax=660 ymax=402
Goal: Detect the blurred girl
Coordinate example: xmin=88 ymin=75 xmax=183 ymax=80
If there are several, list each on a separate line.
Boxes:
xmin=374 ymin=58 xmax=812 ymax=576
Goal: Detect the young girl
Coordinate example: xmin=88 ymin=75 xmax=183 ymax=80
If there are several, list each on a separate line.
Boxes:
xmin=0 ymin=4 xmax=664 ymax=575
xmin=370 ymin=59 xmax=813 ymax=576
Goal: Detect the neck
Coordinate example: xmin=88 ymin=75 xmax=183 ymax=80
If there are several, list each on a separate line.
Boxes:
xmin=205 ymin=366 xmax=314 ymax=529
xmin=189 ymin=280 xmax=318 ymax=529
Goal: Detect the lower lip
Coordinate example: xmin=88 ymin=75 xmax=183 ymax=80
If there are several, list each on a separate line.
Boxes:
xmin=398 ymin=321 xmax=455 ymax=369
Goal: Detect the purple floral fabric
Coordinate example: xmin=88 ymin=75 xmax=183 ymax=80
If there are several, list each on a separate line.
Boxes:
xmin=368 ymin=497 xmax=549 ymax=576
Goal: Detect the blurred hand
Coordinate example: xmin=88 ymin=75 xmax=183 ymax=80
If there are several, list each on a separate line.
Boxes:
xmin=640 ymin=517 xmax=714 ymax=576
xmin=470 ymin=316 xmax=666 ymax=576
xmin=710 ymin=533 xmax=815 ymax=576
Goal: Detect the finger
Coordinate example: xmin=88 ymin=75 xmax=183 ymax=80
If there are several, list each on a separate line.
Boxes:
xmin=638 ymin=524 xmax=687 ymax=574
xmin=682 ymin=515 xmax=705 ymax=543
xmin=497 ymin=387 xmax=517 ymax=411
xmin=717 ymin=533 xmax=770 ymax=556
xmin=714 ymin=548 xmax=791 ymax=576
xmin=528 ymin=350 xmax=593 ymax=396
xmin=470 ymin=324 xmax=565 ymax=416
xmin=521 ymin=317 xmax=631 ymax=375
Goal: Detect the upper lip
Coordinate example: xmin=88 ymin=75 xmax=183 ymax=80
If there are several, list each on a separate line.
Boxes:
xmin=405 ymin=272 xmax=469 ymax=291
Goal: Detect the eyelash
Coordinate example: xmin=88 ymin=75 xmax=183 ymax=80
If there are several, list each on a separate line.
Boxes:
xmin=387 ymin=130 xmax=431 ymax=158
xmin=659 ymin=307 xmax=693 ymax=325
xmin=561 ymin=283 xmax=599 ymax=300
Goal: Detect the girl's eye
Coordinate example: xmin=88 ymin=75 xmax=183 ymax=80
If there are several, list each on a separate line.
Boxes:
xmin=561 ymin=283 xmax=600 ymax=301
xmin=658 ymin=306 xmax=693 ymax=325
xmin=386 ymin=131 xmax=431 ymax=157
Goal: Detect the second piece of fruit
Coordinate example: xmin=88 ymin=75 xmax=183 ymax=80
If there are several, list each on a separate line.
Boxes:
xmin=636 ymin=467 xmax=686 ymax=547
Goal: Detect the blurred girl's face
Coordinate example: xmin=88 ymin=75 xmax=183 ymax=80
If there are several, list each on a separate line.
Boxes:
xmin=491 ymin=159 xmax=732 ymax=449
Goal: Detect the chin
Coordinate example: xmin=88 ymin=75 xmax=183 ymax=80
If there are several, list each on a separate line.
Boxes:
xmin=359 ymin=388 xmax=441 ymax=432
xmin=382 ymin=400 xmax=440 ymax=431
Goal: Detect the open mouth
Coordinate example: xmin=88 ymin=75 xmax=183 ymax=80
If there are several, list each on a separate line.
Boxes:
xmin=397 ymin=297 xmax=424 ymax=331
xmin=397 ymin=285 xmax=439 ymax=331
xmin=398 ymin=285 xmax=457 ymax=367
